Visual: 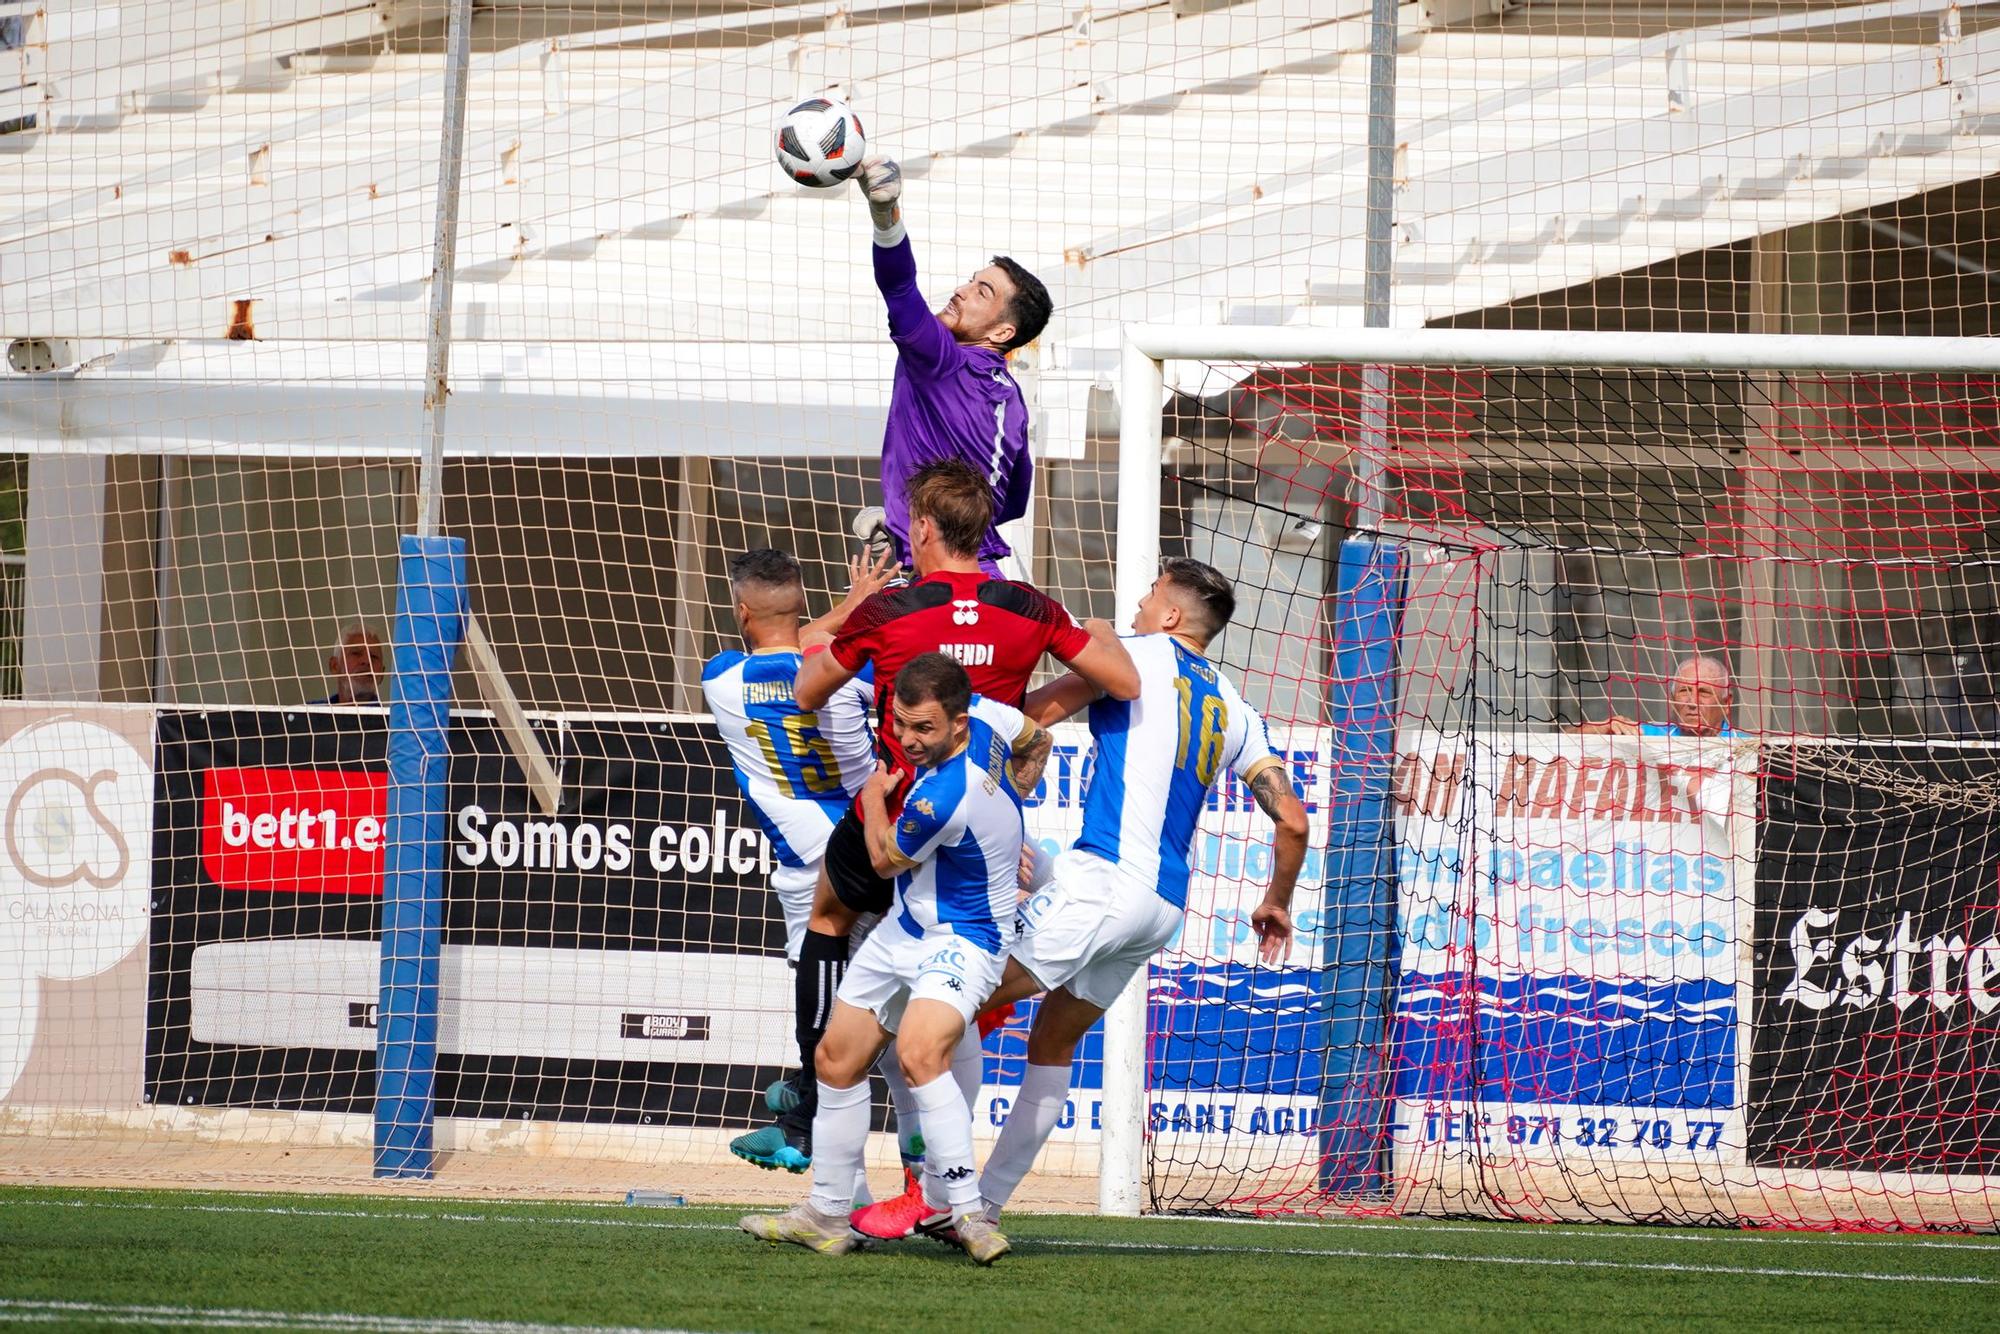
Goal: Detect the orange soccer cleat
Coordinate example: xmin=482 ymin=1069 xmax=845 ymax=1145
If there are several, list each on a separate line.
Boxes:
xmin=976 ymin=1001 xmax=1016 ymax=1039
xmin=849 ymin=1168 xmax=947 ymax=1240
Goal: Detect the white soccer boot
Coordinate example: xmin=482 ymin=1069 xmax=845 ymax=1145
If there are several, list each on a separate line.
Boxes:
xmin=739 ymin=1201 xmax=861 ymax=1256
xmin=945 ymin=1211 xmax=1010 ymax=1266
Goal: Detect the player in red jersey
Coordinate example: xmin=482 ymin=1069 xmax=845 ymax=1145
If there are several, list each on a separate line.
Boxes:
xmin=730 ymin=460 xmax=1138 ymax=1179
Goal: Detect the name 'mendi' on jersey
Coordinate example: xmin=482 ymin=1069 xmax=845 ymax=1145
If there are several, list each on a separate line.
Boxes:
xmin=1076 ymin=634 xmax=1289 ymax=910
xmin=832 ymin=569 xmax=1089 ymax=788
xmin=701 ymin=648 xmax=875 ymax=869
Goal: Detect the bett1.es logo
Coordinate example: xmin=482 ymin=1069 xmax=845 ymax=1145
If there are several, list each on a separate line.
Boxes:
xmin=200 ymin=767 xmax=388 ymax=897
xmin=0 ymin=717 xmax=153 ymax=1101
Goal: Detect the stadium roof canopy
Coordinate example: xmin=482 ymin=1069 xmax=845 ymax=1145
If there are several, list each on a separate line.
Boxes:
xmin=3 ymin=0 xmax=2000 ymax=459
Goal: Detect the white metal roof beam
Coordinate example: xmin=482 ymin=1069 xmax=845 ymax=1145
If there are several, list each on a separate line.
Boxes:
xmin=0 ymin=372 xmax=887 ymax=456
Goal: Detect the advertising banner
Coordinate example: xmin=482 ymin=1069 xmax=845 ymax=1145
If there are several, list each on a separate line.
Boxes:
xmin=999 ymin=724 xmax=1333 ymax=1146
xmin=0 ymin=705 xmax=154 ymax=1111
xmin=149 ymin=710 xmax=791 ymax=1126
xmin=123 ymin=702 xmax=2000 ymax=1179
xmin=1751 ymin=744 xmax=2000 ymax=1171
xmin=1392 ymin=734 xmax=1754 ymax=1167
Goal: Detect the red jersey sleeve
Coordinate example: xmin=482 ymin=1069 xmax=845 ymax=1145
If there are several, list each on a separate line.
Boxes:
xmin=832 ymin=590 xmax=895 ymax=672
xmin=982 ymin=581 xmax=1091 ymax=662
xmin=1048 ymin=610 xmax=1091 ymax=662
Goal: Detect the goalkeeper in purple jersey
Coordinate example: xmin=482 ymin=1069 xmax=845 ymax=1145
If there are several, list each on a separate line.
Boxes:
xmin=853 ymin=157 xmax=1053 ymax=575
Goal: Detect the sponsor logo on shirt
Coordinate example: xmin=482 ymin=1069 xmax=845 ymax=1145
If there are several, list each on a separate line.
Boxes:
xmin=951 ymin=599 xmax=980 ymax=625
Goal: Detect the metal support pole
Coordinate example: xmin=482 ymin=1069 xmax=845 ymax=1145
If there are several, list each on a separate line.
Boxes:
xmin=403 ymin=0 xmax=562 ymax=815
xmin=1354 ymin=0 xmax=1400 ymax=534
xmin=1100 ymin=338 xmax=1166 ymax=1218
xmin=415 ymin=0 xmax=476 ymax=540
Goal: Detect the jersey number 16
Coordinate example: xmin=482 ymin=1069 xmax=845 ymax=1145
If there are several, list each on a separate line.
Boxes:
xmin=1173 ymin=676 xmax=1228 ymax=786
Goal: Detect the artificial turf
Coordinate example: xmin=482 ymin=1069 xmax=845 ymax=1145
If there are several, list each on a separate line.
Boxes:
xmin=3 ymin=1186 xmax=1997 ymax=1332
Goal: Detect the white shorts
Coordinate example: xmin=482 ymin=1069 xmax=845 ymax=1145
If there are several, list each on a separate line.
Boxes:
xmin=1010 ymin=848 xmax=1182 ymax=1010
xmin=836 ymin=920 xmax=1005 ymax=1034
xmin=771 ymin=862 xmax=820 ymax=963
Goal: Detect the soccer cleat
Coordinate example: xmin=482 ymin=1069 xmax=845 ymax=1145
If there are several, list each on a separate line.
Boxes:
xmin=764 ymin=1072 xmax=805 ymax=1116
xmin=730 ymin=1123 xmax=811 ymax=1173
xmin=948 ymin=1212 xmax=1011 ymax=1266
xmin=976 ymin=1001 xmax=1016 ymax=1039
xmin=849 ymin=1174 xmax=949 ymax=1240
xmin=739 ymin=1202 xmax=860 ymax=1256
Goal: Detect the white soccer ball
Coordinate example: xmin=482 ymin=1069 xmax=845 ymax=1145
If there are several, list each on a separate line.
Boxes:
xmin=775 ymin=97 xmax=866 ymax=189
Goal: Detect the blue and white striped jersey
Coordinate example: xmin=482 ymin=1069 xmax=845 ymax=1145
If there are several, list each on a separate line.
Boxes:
xmin=702 ymin=648 xmax=875 ymax=869
xmin=887 ymin=697 xmax=1032 ymax=953
xmin=1075 ymin=634 xmax=1287 ymax=909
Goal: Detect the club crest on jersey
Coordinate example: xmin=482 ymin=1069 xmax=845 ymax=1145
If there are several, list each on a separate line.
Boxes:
xmin=940 ymin=643 xmax=994 ymax=666
xmin=901 ymin=819 xmax=920 ymax=834
xmin=951 ymin=599 xmax=980 ymax=625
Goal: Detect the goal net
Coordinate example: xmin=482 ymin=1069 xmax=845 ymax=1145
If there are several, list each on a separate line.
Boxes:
xmin=6 ymin=0 xmax=2000 ymax=1234
xmin=1121 ymin=328 xmax=2000 ymax=1229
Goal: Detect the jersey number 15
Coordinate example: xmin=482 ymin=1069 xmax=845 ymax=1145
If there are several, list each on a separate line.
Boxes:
xmin=748 ymin=715 xmax=842 ymax=797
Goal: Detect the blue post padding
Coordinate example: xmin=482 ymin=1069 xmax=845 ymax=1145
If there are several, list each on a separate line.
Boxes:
xmin=1317 ymin=537 xmax=1407 ymax=1196
xmin=374 ymin=534 xmax=468 ymax=1179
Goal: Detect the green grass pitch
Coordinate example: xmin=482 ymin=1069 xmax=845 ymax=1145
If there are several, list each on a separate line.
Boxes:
xmin=3 ymin=1186 xmax=1998 ymax=1332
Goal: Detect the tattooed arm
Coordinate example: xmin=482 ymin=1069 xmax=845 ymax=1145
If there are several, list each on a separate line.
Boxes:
xmin=1008 ymin=722 xmax=1055 ymax=798
xmin=1245 ymin=762 xmax=1310 ymax=965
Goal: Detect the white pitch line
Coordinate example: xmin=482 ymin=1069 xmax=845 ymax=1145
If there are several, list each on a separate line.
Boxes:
xmin=9 ymin=1197 xmax=1999 ymax=1286
xmin=1154 ymin=1211 xmax=2000 ymax=1255
xmin=20 ymin=1194 xmax=2000 ymax=1255
xmin=20 ymin=1190 xmax=2000 ymax=1255
xmin=0 ymin=1299 xmax=704 ymax=1334
xmin=1051 ymin=1237 xmax=1998 ymax=1285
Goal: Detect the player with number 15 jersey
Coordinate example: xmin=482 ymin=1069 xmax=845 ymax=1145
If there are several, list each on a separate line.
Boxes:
xmin=704 ymin=649 xmax=874 ymax=960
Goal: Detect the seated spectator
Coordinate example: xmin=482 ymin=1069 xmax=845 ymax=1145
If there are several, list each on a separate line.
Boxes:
xmin=1574 ymin=653 xmax=1736 ymax=738
xmin=314 ymin=626 xmax=385 ymax=705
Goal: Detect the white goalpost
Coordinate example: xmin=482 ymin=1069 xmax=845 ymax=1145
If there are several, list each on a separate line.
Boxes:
xmin=1104 ymin=324 xmax=2000 ymax=1226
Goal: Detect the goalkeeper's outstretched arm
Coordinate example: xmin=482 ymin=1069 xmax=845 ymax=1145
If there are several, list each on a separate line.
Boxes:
xmin=859 ymin=158 xmax=957 ymax=377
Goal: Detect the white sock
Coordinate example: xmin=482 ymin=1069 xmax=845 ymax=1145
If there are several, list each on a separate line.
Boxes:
xmin=806 ymin=1079 xmax=871 ymax=1217
xmin=979 ymin=1061 xmax=1070 ymax=1215
xmin=951 ymin=1024 xmax=983 ymax=1117
xmin=878 ymin=1044 xmax=924 ymax=1165
xmin=909 ymin=1071 xmax=980 ymax=1216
